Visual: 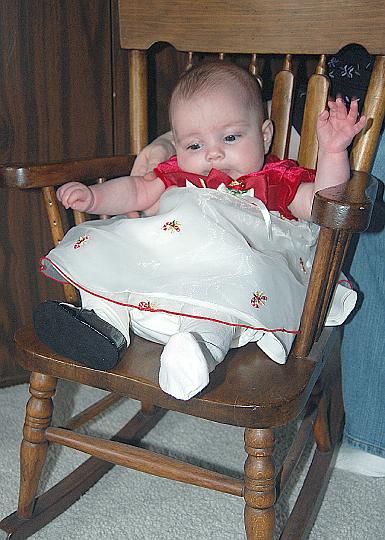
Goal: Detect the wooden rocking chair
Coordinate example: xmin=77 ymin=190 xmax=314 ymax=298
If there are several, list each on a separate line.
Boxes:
xmin=1 ymin=1 xmax=384 ymax=538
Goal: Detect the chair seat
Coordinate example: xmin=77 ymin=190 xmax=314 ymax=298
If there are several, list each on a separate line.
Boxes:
xmin=15 ymin=325 xmax=331 ymax=428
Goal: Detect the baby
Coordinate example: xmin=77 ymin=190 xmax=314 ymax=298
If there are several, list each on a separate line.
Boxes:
xmin=35 ymin=61 xmax=365 ymax=400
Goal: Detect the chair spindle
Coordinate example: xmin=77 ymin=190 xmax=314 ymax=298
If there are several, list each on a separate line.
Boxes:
xmin=298 ymin=55 xmax=329 ymax=169
xmin=270 ymin=54 xmax=294 ymax=159
xmin=315 ymin=230 xmax=352 ymax=341
xmin=185 ymin=51 xmax=194 ymax=71
xmin=129 ymin=49 xmax=148 ymax=154
xmin=95 ymin=177 xmax=109 ymax=220
xmin=73 ymin=209 xmax=87 ymax=226
xmin=292 ymin=227 xmax=338 ymax=358
xmin=351 ymin=55 xmax=385 ymax=173
xmin=42 ymin=186 xmax=78 ymax=303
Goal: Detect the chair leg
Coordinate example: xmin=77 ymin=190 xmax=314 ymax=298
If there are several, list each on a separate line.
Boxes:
xmin=140 ymin=400 xmax=157 ymax=416
xmin=17 ymin=372 xmax=58 ymax=519
xmin=313 ymin=393 xmax=332 ymax=453
xmin=243 ymin=428 xmax=276 ymax=540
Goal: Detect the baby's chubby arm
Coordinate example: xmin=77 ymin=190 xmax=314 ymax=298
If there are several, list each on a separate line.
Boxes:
xmin=289 ymin=98 xmax=366 ymax=220
xmin=57 ymin=175 xmax=166 ymax=215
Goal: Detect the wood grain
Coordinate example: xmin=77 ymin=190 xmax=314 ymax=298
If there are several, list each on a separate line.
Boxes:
xmin=119 ymin=1 xmax=385 ymax=54
xmin=0 ymin=1 xmax=114 ymax=385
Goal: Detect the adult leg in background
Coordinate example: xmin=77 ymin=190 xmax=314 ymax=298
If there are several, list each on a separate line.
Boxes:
xmin=336 ymin=130 xmax=385 ymax=476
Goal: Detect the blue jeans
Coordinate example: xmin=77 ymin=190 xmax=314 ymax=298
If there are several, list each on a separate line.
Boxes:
xmin=340 ymin=130 xmax=385 ymax=458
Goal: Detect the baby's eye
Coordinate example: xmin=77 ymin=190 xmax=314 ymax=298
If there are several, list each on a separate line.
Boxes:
xmin=187 ymin=143 xmax=202 ymax=151
xmin=224 ymin=134 xmax=240 ymax=143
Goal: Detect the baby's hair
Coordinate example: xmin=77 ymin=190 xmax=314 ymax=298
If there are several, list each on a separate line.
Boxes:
xmin=169 ymin=60 xmax=264 ymax=127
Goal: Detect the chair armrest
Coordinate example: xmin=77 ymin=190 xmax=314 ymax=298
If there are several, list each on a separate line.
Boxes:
xmin=0 ymin=154 xmax=137 ymax=189
xmin=311 ymin=170 xmax=378 ymax=232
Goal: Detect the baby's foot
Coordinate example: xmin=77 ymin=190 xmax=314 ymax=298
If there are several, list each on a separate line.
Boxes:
xmin=33 ymin=300 xmax=127 ymax=370
xmin=159 ymin=332 xmax=210 ymax=400
xmin=335 ymin=441 xmax=385 ymax=477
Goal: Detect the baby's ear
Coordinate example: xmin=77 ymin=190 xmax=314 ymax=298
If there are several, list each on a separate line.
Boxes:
xmin=262 ymin=119 xmax=274 ymax=153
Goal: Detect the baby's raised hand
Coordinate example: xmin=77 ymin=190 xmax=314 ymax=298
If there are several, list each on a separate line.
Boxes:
xmin=57 ymin=182 xmax=94 ymax=211
xmin=317 ymin=98 xmax=366 ymax=154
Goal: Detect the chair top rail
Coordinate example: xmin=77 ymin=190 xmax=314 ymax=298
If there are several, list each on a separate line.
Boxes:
xmin=119 ymin=0 xmax=385 ymax=55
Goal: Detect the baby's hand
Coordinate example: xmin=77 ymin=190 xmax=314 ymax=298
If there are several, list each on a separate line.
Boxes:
xmin=57 ymin=182 xmax=94 ymax=211
xmin=131 ymin=133 xmax=175 ymax=176
xmin=317 ymin=98 xmax=366 ymax=154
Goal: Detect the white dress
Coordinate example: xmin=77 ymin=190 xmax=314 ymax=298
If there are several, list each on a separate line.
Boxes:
xmin=41 ymin=187 xmax=356 ymax=363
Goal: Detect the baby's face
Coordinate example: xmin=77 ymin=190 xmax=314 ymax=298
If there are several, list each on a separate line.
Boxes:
xmin=172 ymin=85 xmax=266 ymax=179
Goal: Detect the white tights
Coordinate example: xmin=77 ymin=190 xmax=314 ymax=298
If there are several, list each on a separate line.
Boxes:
xmin=80 ymin=291 xmax=237 ymax=400
xmin=159 ymin=310 xmax=238 ymax=400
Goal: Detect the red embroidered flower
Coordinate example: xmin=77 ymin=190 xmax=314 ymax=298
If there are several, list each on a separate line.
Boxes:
xmin=162 ymin=220 xmax=181 ymax=233
xmin=228 ymin=179 xmax=246 ymax=190
xmin=299 ymin=257 xmax=307 ymax=272
xmin=251 ymin=291 xmax=268 ymax=308
xmin=138 ymin=301 xmax=156 ymax=311
xmin=73 ymin=235 xmax=90 ymax=249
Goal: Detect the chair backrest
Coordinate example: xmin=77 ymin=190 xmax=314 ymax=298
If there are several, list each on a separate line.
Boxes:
xmin=4 ymin=1 xmax=383 ymax=357
xmin=118 ymin=0 xmax=385 ymax=173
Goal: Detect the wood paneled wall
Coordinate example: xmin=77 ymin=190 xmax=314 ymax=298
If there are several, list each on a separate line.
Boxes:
xmin=0 ymin=1 xmax=116 ymax=385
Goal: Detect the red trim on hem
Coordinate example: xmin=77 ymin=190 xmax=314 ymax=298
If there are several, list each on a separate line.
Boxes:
xmin=39 ymin=256 xmax=299 ymax=335
xmin=337 ymin=278 xmax=353 ymax=289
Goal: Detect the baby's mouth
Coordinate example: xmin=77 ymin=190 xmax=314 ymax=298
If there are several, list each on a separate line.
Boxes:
xmin=209 ymin=168 xmax=233 ymax=176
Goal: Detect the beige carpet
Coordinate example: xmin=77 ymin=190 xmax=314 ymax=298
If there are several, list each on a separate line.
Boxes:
xmin=1 ymin=381 xmax=384 ymax=539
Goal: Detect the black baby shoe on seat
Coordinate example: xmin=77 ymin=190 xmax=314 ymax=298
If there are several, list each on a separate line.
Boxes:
xmin=33 ymin=300 xmax=127 ymax=370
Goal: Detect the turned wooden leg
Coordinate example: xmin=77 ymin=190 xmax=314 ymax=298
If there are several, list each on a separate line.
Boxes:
xmin=140 ymin=401 xmax=157 ymax=416
xmin=313 ymin=393 xmax=332 ymax=453
xmin=17 ymin=372 xmax=58 ymax=519
xmin=243 ymin=428 xmax=276 ymax=540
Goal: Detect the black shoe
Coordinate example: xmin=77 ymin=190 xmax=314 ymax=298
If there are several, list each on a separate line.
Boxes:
xmin=33 ymin=300 xmax=127 ymax=370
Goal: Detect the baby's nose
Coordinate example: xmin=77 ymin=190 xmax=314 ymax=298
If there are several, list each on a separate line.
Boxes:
xmin=206 ymin=147 xmax=224 ymax=161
